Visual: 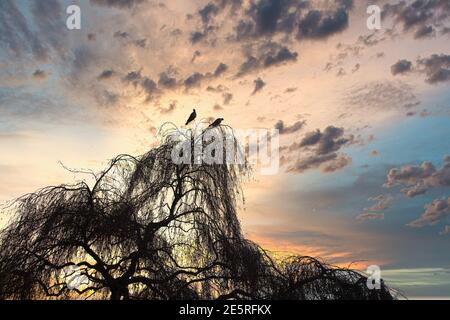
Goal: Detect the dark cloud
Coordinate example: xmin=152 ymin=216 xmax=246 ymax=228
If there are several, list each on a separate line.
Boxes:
xmin=384 ymin=1 xmax=432 ymax=29
xmin=391 ymin=54 xmax=450 ymax=84
xmin=122 ymin=70 xmax=158 ymax=101
xmin=391 ymin=59 xmax=413 ymax=75
xmin=263 ymin=47 xmax=298 ymax=68
xmin=414 ymin=25 xmax=435 ymax=39
xmin=234 ymin=20 xmax=254 ymax=41
xmin=233 ymin=0 xmax=301 ymax=40
xmin=299 ymin=126 xmax=353 ymax=155
xmin=141 ymin=77 xmax=158 ymax=101
xmin=249 ymin=0 xmax=300 ymax=35
xmin=190 ymin=24 xmax=218 ymax=44
xmin=288 ymin=153 xmax=351 ymax=174
xmin=417 ymin=54 xmax=450 ymax=84
xmin=237 ymin=45 xmax=298 ymax=77
xmin=158 ymin=72 xmax=178 ymax=89
xmin=190 ymin=31 xmax=207 ymax=44
xmin=252 ymin=77 xmax=266 ymax=95
xmin=90 ymin=0 xmax=145 ymax=9
xmin=123 ymin=70 xmax=143 ymax=86
xmin=383 ymin=0 xmax=450 ymax=37
xmin=184 ymin=72 xmax=204 ymax=88
xmin=134 ymin=39 xmax=147 ymax=48
xmin=232 ymin=0 xmax=351 ymax=41
xmin=385 ymin=161 xmax=437 ymax=188
xmin=123 ymin=62 xmax=228 ymax=95
xmin=197 ymin=0 xmax=243 ymax=25
xmin=385 ymin=156 xmax=450 ymax=198
xmin=409 ymin=198 xmax=450 ymax=227
xmin=237 ymin=56 xmax=260 ymax=76
xmin=191 ymin=50 xmax=201 ymax=63
xmin=274 ymin=120 xmax=306 ymax=135
xmin=123 ymin=63 xmax=232 ymax=96
xmin=199 ymin=2 xmax=220 ymax=24
xmin=214 ymin=63 xmax=229 ymax=77
xmin=288 ymin=152 xmax=337 ymax=173
xmin=190 ymin=0 xmax=352 ymax=50
xmin=183 ymin=72 xmax=209 ymax=89
xmin=255 ymin=0 xmax=288 ymax=34
xmin=298 ymin=130 xmax=322 ymax=147
xmin=297 ymin=8 xmax=349 ymax=40
xmin=285 ymin=126 xmax=354 ymax=174
xmin=114 ymin=31 xmax=130 ymax=39
xmin=97 ymin=69 xmax=115 ymax=80
xmin=32 ymin=69 xmax=47 ymax=80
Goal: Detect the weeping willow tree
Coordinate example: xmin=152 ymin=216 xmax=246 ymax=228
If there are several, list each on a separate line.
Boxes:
xmin=0 ymin=124 xmax=395 ymax=300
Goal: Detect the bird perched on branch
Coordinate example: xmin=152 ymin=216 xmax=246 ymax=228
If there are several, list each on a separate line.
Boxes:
xmin=208 ymin=118 xmax=224 ymax=128
xmin=185 ymin=109 xmax=197 ymax=125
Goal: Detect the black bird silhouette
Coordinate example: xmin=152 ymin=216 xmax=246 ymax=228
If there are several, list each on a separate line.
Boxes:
xmin=208 ymin=118 xmax=224 ymax=128
xmin=185 ymin=109 xmax=197 ymax=125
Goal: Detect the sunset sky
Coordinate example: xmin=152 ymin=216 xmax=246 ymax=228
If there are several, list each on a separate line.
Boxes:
xmin=1 ymin=0 xmax=450 ymax=298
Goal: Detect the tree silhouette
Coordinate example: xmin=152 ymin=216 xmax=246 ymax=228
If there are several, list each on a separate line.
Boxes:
xmin=0 ymin=125 xmax=394 ymax=300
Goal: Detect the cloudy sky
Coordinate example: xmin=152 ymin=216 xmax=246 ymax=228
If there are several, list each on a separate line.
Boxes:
xmin=1 ymin=0 xmax=450 ymax=298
